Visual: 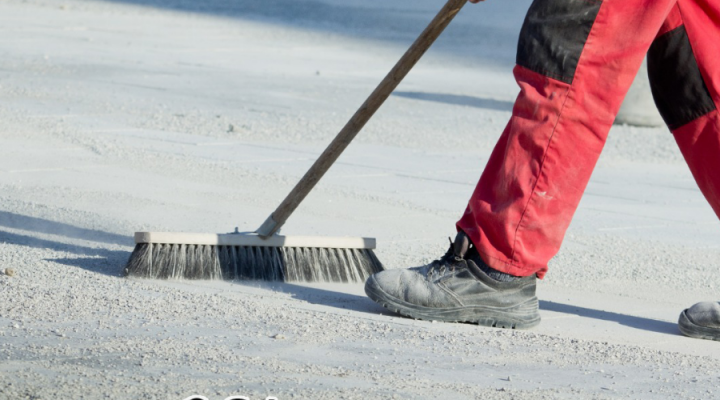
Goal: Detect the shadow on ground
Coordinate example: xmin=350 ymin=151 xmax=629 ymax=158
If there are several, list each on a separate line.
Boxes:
xmin=258 ymin=282 xmax=391 ymax=315
xmin=394 ymin=91 xmax=514 ymax=111
xmin=95 ymin=0 xmax=527 ymax=67
xmin=3 ymin=209 xmax=674 ymax=336
xmin=541 ymin=300 xmax=679 ymax=336
xmin=243 ymin=282 xmax=681 ymax=337
xmin=0 ymin=211 xmax=131 ymax=276
xmin=0 ymin=210 xmax=130 ymax=246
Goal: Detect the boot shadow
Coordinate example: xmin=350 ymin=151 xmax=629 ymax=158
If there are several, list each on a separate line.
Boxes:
xmin=540 ymin=300 xmax=679 ymax=336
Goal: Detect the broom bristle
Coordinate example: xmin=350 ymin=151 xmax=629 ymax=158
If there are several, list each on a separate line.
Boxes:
xmin=124 ymin=243 xmax=384 ymax=283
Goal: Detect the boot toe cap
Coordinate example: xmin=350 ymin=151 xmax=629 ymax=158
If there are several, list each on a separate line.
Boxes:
xmin=685 ymin=301 xmax=720 ymax=329
xmin=366 ymin=268 xmax=439 ymax=306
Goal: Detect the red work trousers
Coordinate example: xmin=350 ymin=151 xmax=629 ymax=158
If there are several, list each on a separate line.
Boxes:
xmin=457 ymin=0 xmax=720 ymax=278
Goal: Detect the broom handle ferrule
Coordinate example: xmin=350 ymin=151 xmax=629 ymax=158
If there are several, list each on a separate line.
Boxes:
xmin=256 ymin=0 xmax=469 ymax=238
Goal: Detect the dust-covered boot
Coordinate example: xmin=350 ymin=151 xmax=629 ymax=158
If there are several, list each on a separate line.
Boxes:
xmin=364 ymin=231 xmax=540 ymax=329
xmin=679 ymin=302 xmax=720 ymax=341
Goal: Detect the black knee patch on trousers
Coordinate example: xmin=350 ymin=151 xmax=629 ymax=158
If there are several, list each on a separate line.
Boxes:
xmin=516 ymin=0 xmax=603 ymax=84
xmin=648 ymin=26 xmax=716 ymax=130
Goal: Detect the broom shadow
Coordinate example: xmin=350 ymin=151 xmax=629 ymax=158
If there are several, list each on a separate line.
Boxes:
xmin=0 ymin=210 xmax=130 ymax=246
xmin=539 ymin=300 xmax=679 ymax=336
xmin=0 ymin=211 xmax=132 ymax=277
xmin=267 ymin=282 xmax=391 ymax=316
xmin=0 ymin=230 xmax=128 ymax=277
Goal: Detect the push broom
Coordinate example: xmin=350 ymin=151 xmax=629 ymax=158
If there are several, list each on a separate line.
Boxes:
xmin=124 ymin=0 xmax=469 ymax=282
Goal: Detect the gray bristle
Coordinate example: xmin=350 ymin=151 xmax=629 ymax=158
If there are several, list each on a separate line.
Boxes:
xmin=124 ymin=243 xmax=384 ymax=283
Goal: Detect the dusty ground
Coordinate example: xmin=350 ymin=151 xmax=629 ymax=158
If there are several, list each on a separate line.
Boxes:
xmin=2 ymin=0 xmax=720 ymax=399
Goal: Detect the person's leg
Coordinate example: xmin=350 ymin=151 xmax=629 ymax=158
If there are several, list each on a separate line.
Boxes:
xmin=365 ymin=0 xmax=676 ymax=329
xmin=647 ymin=0 xmax=720 ymax=341
xmin=655 ymin=1 xmax=720 ymax=218
xmin=457 ymin=0 xmax=676 ymax=279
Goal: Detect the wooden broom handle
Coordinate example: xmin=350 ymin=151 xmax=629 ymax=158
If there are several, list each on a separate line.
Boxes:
xmin=257 ymin=0 xmax=469 ymax=237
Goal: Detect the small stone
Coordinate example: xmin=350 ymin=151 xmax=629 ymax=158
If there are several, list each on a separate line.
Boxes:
xmin=4 ymin=268 xmax=15 ymax=277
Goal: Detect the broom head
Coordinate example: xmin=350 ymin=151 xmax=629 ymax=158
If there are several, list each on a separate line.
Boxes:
xmin=124 ymin=232 xmax=384 ymax=283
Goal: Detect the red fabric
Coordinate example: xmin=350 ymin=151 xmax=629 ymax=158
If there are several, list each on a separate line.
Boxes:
xmin=458 ymin=0 xmax=719 ymax=278
xmin=680 ymin=0 xmax=720 ymax=104
xmin=658 ymin=5 xmax=683 ymax=36
xmin=671 ymin=2 xmax=720 ymax=217
xmin=673 ymin=111 xmax=720 ymax=215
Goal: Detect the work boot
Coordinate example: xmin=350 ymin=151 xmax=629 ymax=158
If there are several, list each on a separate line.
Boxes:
xmin=679 ymin=302 xmax=720 ymax=341
xmin=364 ymin=231 xmax=540 ymax=329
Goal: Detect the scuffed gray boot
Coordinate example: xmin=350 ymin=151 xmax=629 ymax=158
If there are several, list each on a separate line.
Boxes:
xmin=679 ymin=302 xmax=720 ymax=341
xmin=364 ymin=232 xmax=540 ymax=329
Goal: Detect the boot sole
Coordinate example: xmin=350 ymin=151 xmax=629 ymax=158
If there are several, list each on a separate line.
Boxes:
xmin=365 ymin=275 xmax=541 ymax=329
xmin=678 ymin=309 xmax=720 ymax=341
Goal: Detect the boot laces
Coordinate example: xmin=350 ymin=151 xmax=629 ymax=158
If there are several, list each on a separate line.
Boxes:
xmin=427 ymin=237 xmax=465 ymax=278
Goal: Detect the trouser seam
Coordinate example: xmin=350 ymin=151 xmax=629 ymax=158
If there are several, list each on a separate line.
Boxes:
xmin=508 ymin=0 xmax=607 ymax=264
xmin=508 ymin=82 xmax=573 ymax=262
xmin=676 ymin=3 xmax=720 ymax=112
xmin=477 ymin=248 xmax=523 ymax=271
